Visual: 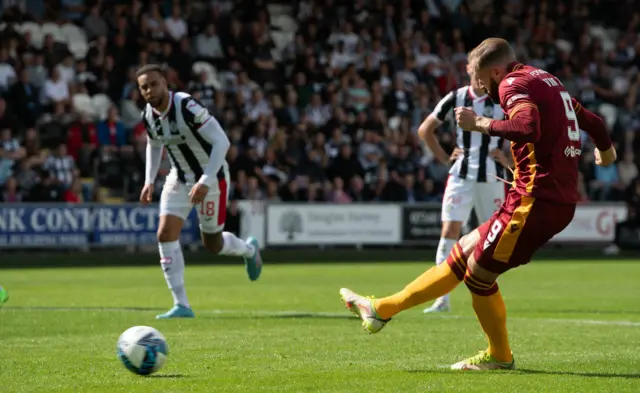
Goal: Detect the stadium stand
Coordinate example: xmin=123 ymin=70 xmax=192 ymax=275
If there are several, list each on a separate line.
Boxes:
xmin=0 ymin=0 xmax=639 ymax=210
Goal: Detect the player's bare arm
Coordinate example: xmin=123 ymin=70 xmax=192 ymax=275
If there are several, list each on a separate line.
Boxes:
xmin=420 ymin=90 xmax=458 ymax=165
xmin=489 ymin=148 xmax=511 ymax=169
xmin=417 ymin=115 xmax=451 ymax=164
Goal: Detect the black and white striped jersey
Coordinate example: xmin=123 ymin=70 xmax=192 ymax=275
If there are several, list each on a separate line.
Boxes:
xmin=142 ymin=91 xmax=229 ymax=185
xmin=430 ymin=86 xmax=505 ymax=182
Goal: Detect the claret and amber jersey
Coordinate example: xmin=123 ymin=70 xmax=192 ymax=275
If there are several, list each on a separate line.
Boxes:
xmin=488 ymin=62 xmax=612 ymax=205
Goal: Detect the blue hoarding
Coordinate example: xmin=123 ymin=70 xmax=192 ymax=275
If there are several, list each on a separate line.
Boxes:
xmin=0 ymin=204 xmax=200 ymax=247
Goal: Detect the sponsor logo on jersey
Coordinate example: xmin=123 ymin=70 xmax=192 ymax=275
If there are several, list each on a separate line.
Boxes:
xmin=194 ymin=110 xmax=210 ymax=125
xmin=506 ymin=94 xmax=530 ymax=106
xmin=564 ymin=146 xmax=582 ymax=158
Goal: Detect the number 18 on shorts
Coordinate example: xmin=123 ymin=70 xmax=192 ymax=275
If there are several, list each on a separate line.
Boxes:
xmin=159 ymin=179 xmax=229 ymax=234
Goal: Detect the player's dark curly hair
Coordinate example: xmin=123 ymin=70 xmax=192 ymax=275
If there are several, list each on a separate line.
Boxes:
xmin=135 ymin=64 xmax=165 ymax=78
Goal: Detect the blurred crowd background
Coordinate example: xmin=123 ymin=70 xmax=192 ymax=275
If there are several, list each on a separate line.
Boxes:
xmin=0 ymin=0 xmax=639 ymax=218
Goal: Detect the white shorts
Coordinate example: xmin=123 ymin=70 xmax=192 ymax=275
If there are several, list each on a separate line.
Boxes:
xmin=159 ymin=174 xmax=230 ymax=234
xmin=441 ymin=176 xmax=505 ymax=224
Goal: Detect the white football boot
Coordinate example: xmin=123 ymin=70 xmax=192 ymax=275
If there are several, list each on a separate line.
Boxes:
xmin=339 ymin=288 xmax=390 ymax=334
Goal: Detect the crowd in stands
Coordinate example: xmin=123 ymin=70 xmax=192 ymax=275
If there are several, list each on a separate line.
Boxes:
xmin=0 ymin=0 xmax=640 ymax=209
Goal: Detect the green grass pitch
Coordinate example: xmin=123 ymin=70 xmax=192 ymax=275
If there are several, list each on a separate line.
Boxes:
xmin=1 ymin=260 xmax=640 ymax=392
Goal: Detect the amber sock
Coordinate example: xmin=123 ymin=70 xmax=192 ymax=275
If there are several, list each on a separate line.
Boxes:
xmin=374 ymin=243 xmax=467 ymax=320
xmin=471 ymin=289 xmax=513 ymax=363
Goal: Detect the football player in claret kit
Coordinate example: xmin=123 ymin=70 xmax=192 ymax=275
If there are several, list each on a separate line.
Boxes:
xmin=137 ymin=64 xmax=262 ymax=319
xmin=418 ymin=64 xmax=510 ymax=313
xmin=339 ymin=38 xmax=617 ymax=370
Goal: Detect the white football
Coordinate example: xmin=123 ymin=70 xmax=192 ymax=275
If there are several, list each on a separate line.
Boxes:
xmin=116 ymin=326 xmax=168 ymax=375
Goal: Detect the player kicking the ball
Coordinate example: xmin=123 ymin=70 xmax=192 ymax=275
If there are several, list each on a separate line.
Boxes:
xmin=137 ymin=64 xmax=262 ymax=319
xmin=418 ymin=64 xmax=509 ymax=313
xmin=340 ymin=38 xmax=616 ymax=370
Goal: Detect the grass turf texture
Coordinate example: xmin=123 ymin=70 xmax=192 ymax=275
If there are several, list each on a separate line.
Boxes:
xmin=1 ymin=261 xmax=639 ymax=392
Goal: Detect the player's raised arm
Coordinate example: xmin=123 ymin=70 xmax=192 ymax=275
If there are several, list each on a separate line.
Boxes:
xmin=485 ymin=80 xmax=541 ymax=143
xmin=418 ymin=91 xmax=455 ymax=164
xmin=571 ymin=98 xmax=617 ymax=166
xmin=181 ymin=97 xmax=231 ymax=187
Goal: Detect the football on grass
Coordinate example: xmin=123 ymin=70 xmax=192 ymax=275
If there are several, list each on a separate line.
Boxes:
xmin=116 ymin=326 xmax=168 ymax=375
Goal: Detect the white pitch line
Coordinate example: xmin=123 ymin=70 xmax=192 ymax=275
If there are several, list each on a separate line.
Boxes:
xmin=3 ymin=307 xmax=640 ymax=327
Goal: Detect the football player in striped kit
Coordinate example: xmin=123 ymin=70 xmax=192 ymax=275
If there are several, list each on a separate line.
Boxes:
xmin=418 ymin=65 xmax=510 ymax=313
xmin=137 ymin=64 xmax=262 ymax=319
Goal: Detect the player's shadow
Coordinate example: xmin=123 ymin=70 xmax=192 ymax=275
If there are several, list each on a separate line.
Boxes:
xmin=3 ymin=306 xmax=167 ymax=312
xmin=406 ymin=369 xmax=640 ymax=379
xmin=199 ymin=312 xmax=356 ymax=320
xmin=145 ymin=373 xmax=187 ymax=379
xmin=517 ymin=308 xmax=640 ymax=315
xmin=518 ymin=368 xmax=640 ymax=379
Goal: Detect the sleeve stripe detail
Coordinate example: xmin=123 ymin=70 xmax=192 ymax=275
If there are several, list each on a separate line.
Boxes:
xmin=508 ymin=102 xmax=538 ymax=119
xmin=573 ymin=101 xmax=583 ymax=114
xmin=197 ymin=117 xmax=213 ymax=130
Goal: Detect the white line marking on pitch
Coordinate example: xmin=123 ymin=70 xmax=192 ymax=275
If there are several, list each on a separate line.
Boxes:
xmin=4 ymin=307 xmax=640 ymax=327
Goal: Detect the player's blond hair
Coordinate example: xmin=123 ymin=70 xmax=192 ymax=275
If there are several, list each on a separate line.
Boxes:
xmin=468 ymin=38 xmax=516 ymax=72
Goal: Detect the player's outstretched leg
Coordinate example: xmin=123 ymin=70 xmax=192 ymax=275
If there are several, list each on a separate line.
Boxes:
xmin=451 ymin=262 xmax=514 ymax=370
xmin=202 ymin=231 xmax=262 ymax=281
xmin=340 ymin=238 xmax=474 ymax=333
xmin=156 ymin=239 xmax=195 ymax=319
xmin=423 ymin=236 xmax=456 ymax=313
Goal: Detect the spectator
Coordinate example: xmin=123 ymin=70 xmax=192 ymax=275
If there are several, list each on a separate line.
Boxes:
xmin=26 ymin=53 xmax=48 ymax=89
xmin=41 ymin=68 xmax=70 ymax=108
xmin=195 ymin=24 xmax=225 ymax=64
xmin=44 ymin=143 xmax=76 ymax=187
xmin=60 ymin=0 xmax=86 ymax=22
xmin=305 ymin=93 xmax=331 ymax=127
xmin=329 ymin=177 xmax=352 ymax=203
xmin=120 ymin=89 xmax=143 ymax=130
xmin=188 ymin=72 xmax=216 ymax=110
xmin=264 ymin=179 xmax=281 ymax=202
xmin=0 ymin=176 xmax=22 ymax=202
xmin=66 ymin=115 xmax=98 ymax=174
xmin=56 ymin=55 xmax=76 ymax=86
xmin=64 ymin=177 xmax=84 ymax=203
xmin=8 ymin=68 xmax=41 ymax=127
xmin=0 ymin=48 xmax=17 ymax=93
xmin=27 ymin=169 xmax=64 ymax=202
xmin=165 ymin=4 xmax=188 ymax=42
xmin=41 ymin=34 xmax=67 ymax=70
xmin=97 ymin=106 xmax=129 ymax=150
xmin=244 ymin=89 xmax=271 ymax=121
xmin=83 ymin=5 xmax=109 ymax=40
xmin=37 ymin=102 xmax=71 ymax=147
xmin=22 ymin=128 xmax=47 ymax=169
xmin=618 ymin=153 xmax=638 ymax=188
xmin=604 ymin=176 xmax=640 ymax=255
xmin=328 ymin=144 xmax=363 ymax=186
xmin=589 ymin=159 xmax=624 ymax=201
xmin=245 ymin=176 xmax=264 ymax=200
xmin=0 ymin=128 xmax=26 ymax=183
